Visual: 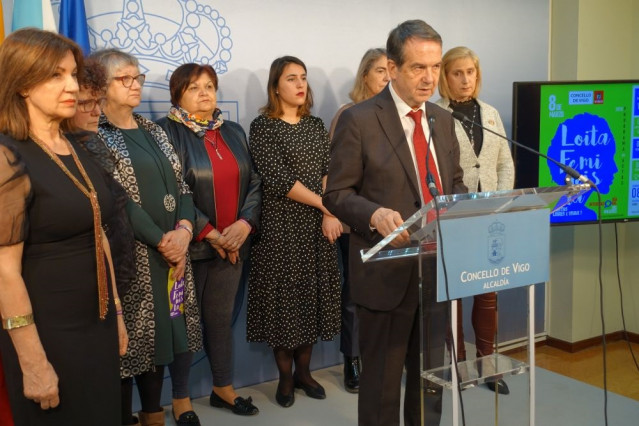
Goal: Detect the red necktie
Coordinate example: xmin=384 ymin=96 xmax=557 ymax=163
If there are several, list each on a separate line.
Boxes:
xmin=407 ymin=110 xmax=442 ymax=204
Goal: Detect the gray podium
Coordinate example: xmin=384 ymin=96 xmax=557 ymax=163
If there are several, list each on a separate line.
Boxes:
xmin=361 ymin=184 xmax=590 ymax=426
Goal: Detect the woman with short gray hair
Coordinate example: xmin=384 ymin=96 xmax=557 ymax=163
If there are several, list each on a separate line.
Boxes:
xmin=93 ymin=48 xmax=203 ymax=426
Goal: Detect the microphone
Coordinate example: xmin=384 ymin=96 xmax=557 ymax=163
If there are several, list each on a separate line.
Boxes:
xmin=425 ymin=116 xmax=439 ymax=197
xmin=451 ymin=111 xmax=591 ymax=185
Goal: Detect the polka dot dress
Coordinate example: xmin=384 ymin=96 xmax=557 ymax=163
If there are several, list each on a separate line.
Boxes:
xmin=247 ymin=114 xmax=341 ymax=349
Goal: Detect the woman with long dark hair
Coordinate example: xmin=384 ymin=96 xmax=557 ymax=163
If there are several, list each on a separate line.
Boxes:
xmin=247 ymin=56 xmax=341 ymax=408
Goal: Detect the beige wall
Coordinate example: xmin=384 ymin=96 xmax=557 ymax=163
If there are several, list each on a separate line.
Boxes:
xmin=577 ymin=0 xmax=639 ymax=80
xmin=552 ymin=0 xmax=639 ymax=81
xmin=550 ymin=0 xmax=579 ymax=80
xmin=548 ymin=0 xmax=639 ymax=343
xmin=549 ymin=223 xmax=638 ymax=342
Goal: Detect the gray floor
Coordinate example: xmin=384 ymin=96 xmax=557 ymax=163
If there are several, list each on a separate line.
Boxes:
xmin=161 ymin=364 xmax=639 ymax=426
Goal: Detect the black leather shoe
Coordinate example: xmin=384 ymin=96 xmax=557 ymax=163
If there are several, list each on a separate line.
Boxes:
xmin=210 ymin=392 xmax=259 ymax=415
xmin=485 ymin=378 xmax=510 ymax=395
xmin=344 ymin=356 xmax=361 ymax=393
xmin=294 ymin=378 xmax=326 ymax=399
xmin=172 ymin=409 xmax=201 ymax=426
xmin=123 ymin=416 xmax=139 ymax=426
xmin=275 ymin=389 xmax=295 ymax=407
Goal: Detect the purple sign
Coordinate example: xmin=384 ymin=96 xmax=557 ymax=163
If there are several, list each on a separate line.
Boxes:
xmin=169 ymin=277 xmax=185 ymax=319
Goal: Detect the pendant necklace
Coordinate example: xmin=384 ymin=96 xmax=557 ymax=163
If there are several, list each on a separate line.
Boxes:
xmin=204 ymin=129 xmax=223 ymax=160
xmin=125 ymin=128 xmax=176 ymax=212
xmin=30 ymin=133 xmax=109 ymax=319
xmin=453 ymin=99 xmax=478 ymax=149
xmin=461 ymin=103 xmax=478 ymax=148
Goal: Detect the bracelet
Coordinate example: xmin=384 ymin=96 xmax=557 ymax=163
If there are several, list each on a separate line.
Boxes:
xmin=175 ymin=223 xmax=193 ymax=237
xmin=239 ymin=218 xmax=252 ymax=232
xmin=2 ymin=313 xmax=35 ymax=330
xmin=210 ymin=231 xmax=221 ymax=244
xmin=116 ymin=309 xmax=123 ymax=316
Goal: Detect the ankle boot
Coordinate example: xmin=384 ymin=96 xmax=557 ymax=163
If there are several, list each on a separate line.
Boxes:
xmin=344 ymin=356 xmax=361 ymax=393
xmin=123 ymin=416 xmax=140 ymax=426
xmin=139 ymin=408 xmax=165 ymax=426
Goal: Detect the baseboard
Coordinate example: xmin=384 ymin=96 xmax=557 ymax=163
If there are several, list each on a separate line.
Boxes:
xmin=502 ymin=338 xmax=548 ymax=356
xmin=546 ymin=330 xmax=639 ymax=353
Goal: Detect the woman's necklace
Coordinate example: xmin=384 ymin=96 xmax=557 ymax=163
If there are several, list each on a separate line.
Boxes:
xmin=124 ymin=128 xmax=177 ymax=212
xmin=453 ymin=99 xmax=478 ymax=148
xmin=29 ymin=132 xmax=109 ymax=320
xmin=204 ymin=129 xmax=223 ymax=160
xmin=463 ymin=104 xmax=477 ymax=147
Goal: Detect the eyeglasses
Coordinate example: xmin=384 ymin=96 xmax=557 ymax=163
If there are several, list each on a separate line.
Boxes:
xmin=112 ymin=74 xmax=146 ymax=88
xmin=77 ymin=98 xmax=105 ymax=113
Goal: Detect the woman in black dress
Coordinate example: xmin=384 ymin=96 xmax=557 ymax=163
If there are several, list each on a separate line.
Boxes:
xmin=0 ymin=29 xmax=126 ymax=425
xmin=247 ymin=56 xmax=342 ymax=408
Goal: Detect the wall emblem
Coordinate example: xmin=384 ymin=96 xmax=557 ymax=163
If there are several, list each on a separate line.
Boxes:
xmin=52 ymin=0 xmax=237 ymax=120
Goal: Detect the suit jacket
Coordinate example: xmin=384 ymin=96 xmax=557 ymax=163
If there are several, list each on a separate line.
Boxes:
xmin=436 ymin=97 xmax=514 ymax=192
xmin=324 ymin=86 xmax=467 ymax=311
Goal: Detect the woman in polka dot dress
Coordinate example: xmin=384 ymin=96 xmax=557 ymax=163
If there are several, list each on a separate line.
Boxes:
xmin=247 ymin=56 xmax=342 ymax=408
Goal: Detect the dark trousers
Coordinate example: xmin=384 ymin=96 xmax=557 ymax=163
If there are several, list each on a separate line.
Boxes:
xmin=193 ymin=257 xmax=243 ymax=386
xmin=337 ymin=233 xmax=359 ymax=357
xmin=357 ymin=262 xmax=446 ymax=426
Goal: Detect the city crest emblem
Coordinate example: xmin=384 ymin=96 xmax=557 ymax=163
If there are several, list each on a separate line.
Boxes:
xmin=51 ymin=0 xmax=237 ymax=120
xmin=487 ymin=221 xmax=506 ymax=264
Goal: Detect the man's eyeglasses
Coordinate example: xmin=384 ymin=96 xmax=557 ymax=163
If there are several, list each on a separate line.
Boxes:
xmin=77 ymin=98 xmax=105 ymax=113
xmin=112 ymin=74 xmax=146 ymax=88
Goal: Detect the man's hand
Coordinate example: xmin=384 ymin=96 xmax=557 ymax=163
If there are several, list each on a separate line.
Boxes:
xmin=370 ymin=207 xmax=410 ymax=247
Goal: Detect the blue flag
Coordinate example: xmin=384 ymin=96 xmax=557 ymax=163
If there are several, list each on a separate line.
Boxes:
xmin=12 ymin=0 xmax=57 ymax=32
xmin=59 ymin=0 xmax=91 ymax=56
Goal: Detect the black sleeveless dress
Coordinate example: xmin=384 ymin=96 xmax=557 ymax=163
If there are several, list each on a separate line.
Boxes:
xmin=0 ymin=135 xmax=120 ymax=425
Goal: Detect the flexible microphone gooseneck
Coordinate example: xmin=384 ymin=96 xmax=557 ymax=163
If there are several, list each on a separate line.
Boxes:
xmin=423 ymin=114 xmax=466 ymax=424
xmin=425 ymin=116 xmax=439 ymax=197
xmin=451 ymin=111 xmax=591 ymax=185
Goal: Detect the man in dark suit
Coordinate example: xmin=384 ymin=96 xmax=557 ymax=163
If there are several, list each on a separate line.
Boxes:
xmin=324 ymin=20 xmax=467 ymax=426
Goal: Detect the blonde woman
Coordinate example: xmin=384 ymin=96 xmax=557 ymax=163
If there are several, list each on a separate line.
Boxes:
xmin=437 ymin=45 xmax=514 ymax=394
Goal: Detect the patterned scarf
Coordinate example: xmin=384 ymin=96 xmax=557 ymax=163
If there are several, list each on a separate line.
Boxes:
xmin=167 ymin=105 xmax=224 ymax=137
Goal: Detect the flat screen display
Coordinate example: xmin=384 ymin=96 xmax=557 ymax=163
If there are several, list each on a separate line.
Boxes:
xmin=512 ymin=80 xmax=639 ymax=225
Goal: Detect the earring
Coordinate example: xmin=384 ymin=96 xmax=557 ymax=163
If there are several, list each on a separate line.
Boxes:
xmin=275 ymin=91 xmax=279 ymax=95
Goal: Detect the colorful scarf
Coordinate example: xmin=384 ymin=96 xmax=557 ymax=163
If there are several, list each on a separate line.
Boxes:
xmin=167 ymin=105 xmax=224 ymax=137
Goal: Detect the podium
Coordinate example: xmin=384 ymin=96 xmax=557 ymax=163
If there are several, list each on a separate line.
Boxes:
xmin=361 ymin=184 xmax=590 ymax=426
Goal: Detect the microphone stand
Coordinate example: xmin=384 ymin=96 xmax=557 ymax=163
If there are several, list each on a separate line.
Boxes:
xmin=424 ymin=114 xmax=466 ymax=425
xmin=452 ymin=110 xmax=610 ymax=425
xmin=451 ymin=111 xmax=591 ymax=185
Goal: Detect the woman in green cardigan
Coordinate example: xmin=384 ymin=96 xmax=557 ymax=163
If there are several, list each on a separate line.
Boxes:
xmin=93 ymin=49 xmax=203 ymax=426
